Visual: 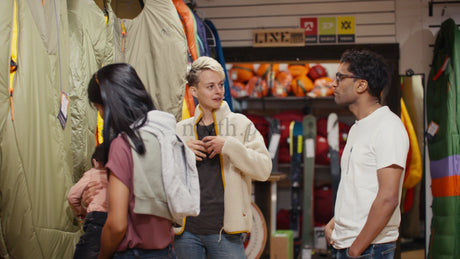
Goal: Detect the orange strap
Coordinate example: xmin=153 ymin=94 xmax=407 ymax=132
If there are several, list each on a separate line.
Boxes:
xmin=172 ymin=0 xmax=198 ymax=60
xmin=121 ymin=22 xmax=126 ymax=52
xmin=432 ymin=56 xmax=450 ymax=81
xmin=184 ymin=84 xmax=195 ymax=116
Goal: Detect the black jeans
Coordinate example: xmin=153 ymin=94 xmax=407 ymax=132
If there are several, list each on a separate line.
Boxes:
xmin=73 ymin=211 xmax=107 ymax=259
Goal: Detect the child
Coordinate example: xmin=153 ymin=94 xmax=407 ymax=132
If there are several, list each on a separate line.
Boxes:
xmin=67 ymin=144 xmax=108 ymax=259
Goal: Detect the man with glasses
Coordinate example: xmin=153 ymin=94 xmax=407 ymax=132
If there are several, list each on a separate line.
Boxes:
xmin=325 ymin=49 xmax=409 ymax=258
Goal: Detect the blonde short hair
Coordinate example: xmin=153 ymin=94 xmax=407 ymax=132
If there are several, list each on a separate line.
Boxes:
xmin=187 ymin=56 xmax=225 ymax=87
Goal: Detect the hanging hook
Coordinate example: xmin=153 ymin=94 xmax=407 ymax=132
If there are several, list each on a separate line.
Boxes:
xmin=429 ymin=0 xmax=433 ymax=16
xmin=187 ymin=0 xmax=196 ymax=10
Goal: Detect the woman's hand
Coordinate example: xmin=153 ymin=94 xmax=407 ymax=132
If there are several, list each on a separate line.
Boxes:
xmin=202 ymin=136 xmax=225 ymax=159
xmin=186 ymin=139 xmax=207 ymax=161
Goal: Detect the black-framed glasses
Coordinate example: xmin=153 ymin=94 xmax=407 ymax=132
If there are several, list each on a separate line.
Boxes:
xmin=335 ymin=72 xmax=361 ymax=83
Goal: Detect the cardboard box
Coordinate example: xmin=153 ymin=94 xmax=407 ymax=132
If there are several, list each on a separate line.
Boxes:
xmin=270 ymin=230 xmax=294 ymax=259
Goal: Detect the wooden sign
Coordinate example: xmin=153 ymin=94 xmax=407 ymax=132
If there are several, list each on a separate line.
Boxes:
xmin=253 ymin=28 xmax=305 ymax=47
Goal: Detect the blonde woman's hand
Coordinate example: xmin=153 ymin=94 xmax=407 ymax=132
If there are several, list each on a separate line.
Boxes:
xmin=202 ymin=136 xmax=225 ymax=159
xmin=186 ymin=139 xmax=207 ymax=161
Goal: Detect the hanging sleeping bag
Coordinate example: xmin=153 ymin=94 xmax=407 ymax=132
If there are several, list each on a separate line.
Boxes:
xmin=172 ymin=0 xmax=198 ymax=61
xmin=172 ymin=0 xmax=198 ymax=119
xmin=114 ymin=0 xmax=187 ymax=121
xmin=426 ymin=18 xmax=460 ymax=259
xmin=191 ymin=9 xmax=210 ymax=57
xmin=204 ymin=19 xmax=233 ymax=111
xmin=400 ymin=98 xmax=422 ymax=190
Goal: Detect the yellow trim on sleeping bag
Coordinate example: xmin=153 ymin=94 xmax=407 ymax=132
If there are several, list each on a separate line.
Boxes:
xmin=9 ymin=0 xmax=18 ymax=121
xmin=97 ymin=113 xmax=104 ymax=144
xmin=95 ymin=13 xmax=109 ymax=145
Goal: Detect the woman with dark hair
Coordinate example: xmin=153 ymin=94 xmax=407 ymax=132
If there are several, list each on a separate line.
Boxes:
xmin=87 ymin=63 xmax=176 ymax=259
xmin=87 ymin=63 xmax=156 ymax=161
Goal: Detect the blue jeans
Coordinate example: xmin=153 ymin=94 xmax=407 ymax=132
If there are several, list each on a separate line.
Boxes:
xmin=332 ymin=242 xmax=396 ymax=259
xmin=174 ymin=231 xmax=245 ymax=259
xmin=73 ymin=211 xmax=107 ymax=259
xmin=113 ymin=244 xmax=175 ymax=259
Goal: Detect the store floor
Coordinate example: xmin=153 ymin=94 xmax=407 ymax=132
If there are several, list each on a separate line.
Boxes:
xmin=309 ymin=249 xmax=425 ymax=259
xmin=260 ymin=250 xmax=425 ymax=259
xmin=401 ymin=249 xmax=425 ymax=259
xmin=400 ymin=237 xmax=426 ymax=259
xmin=262 ymin=249 xmax=425 ymax=259
xmin=261 ymin=237 xmax=426 ymax=259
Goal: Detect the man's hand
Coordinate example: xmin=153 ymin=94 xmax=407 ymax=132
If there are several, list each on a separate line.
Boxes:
xmin=202 ymin=136 xmax=225 ymax=159
xmin=349 ymin=164 xmax=404 ymax=257
xmin=325 ymin=218 xmax=335 ymax=246
xmin=347 ymin=246 xmax=362 ymax=257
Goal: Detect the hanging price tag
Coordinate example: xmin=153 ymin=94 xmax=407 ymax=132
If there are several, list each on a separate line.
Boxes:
xmin=57 ymin=91 xmax=70 ymax=129
xmin=426 ymin=121 xmax=439 ymax=138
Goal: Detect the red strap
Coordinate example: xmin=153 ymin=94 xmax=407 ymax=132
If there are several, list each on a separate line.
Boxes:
xmin=432 ymin=55 xmax=450 ymax=81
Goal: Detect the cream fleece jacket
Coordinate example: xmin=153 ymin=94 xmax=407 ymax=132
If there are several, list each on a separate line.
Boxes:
xmin=176 ymin=101 xmax=272 ymax=234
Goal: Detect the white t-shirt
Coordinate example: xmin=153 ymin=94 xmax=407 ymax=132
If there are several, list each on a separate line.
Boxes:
xmin=332 ymin=106 xmax=409 ymax=249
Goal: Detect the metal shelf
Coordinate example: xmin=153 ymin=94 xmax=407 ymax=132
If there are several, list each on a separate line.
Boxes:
xmin=233 ymin=96 xmax=354 ymax=120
